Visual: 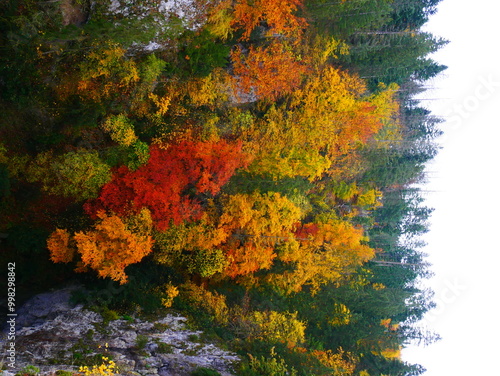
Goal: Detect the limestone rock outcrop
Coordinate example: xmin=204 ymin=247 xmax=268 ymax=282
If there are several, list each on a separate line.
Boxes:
xmin=1 ymin=285 xmax=239 ymax=376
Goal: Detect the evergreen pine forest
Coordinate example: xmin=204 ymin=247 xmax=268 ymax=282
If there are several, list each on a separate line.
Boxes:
xmin=0 ymin=0 xmax=448 ymax=374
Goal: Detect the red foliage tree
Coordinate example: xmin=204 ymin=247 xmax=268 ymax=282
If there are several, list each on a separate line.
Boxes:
xmin=85 ymin=139 xmax=249 ymax=230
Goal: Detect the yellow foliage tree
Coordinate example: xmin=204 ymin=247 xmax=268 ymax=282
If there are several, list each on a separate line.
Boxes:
xmin=370 ymin=83 xmax=402 ymax=145
xmin=329 ymin=303 xmax=353 ymax=326
xmin=77 ymin=42 xmax=140 ymax=103
xmin=235 ymin=310 xmax=306 ymax=347
xmin=56 ymin=44 xmax=166 ymax=120
xmin=205 ymin=0 xmax=234 ymax=40
xmin=180 ymin=282 xmax=230 ymax=324
xmin=102 ymin=114 xmax=137 ymax=146
xmin=311 ymin=347 xmax=357 ymax=376
xmin=245 ymin=66 xmax=392 ymax=181
xmin=26 ymin=149 xmax=111 ymax=201
xmin=219 ymin=192 xmax=304 ymax=278
xmin=186 ymin=68 xmax=232 ymax=108
xmin=154 ymin=210 xmax=230 ymax=276
xmin=268 ymin=219 xmax=376 ymax=294
xmin=160 ymin=283 xmax=180 ymax=308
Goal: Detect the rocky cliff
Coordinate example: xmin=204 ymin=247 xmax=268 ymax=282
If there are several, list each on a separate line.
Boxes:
xmin=1 ymin=285 xmax=239 ymax=376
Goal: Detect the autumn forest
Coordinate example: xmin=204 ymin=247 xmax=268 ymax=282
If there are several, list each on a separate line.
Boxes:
xmin=0 ymin=0 xmax=446 ymax=374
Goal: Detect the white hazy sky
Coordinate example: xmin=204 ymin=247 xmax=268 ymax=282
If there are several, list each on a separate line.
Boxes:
xmin=401 ymin=0 xmax=500 ymax=375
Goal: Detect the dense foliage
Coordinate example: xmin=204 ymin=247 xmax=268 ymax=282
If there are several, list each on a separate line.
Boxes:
xmin=0 ymin=0 xmax=446 ymax=374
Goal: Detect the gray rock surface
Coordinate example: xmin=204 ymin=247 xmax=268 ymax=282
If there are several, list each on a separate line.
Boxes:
xmin=1 ymin=286 xmax=239 ymax=376
xmin=14 ymin=285 xmax=81 ymax=329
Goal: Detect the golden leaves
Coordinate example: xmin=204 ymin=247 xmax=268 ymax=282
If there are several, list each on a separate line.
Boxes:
xmin=102 ymin=114 xmax=137 ymax=146
xmin=266 ymin=220 xmax=375 ymax=294
xmin=209 ymin=192 xmax=303 ymax=279
xmin=148 ymin=93 xmax=172 ymax=116
xmin=238 ymin=310 xmax=306 ymax=347
xmin=47 ymin=228 xmax=73 ymax=263
xmin=243 ymin=65 xmax=387 ymax=181
xmin=180 ymin=282 xmax=230 ymax=324
xmin=160 ymin=283 xmax=180 ymax=308
xmin=329 ymin=303 xmax=353 ymax=327
xmin=77 ymin=43 xmax=139 ymax=102
xmin=311 ymin=348 xmax=357 ymax=376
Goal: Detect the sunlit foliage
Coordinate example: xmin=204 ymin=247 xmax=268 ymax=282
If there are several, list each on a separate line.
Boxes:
xmin=1 ymin=0 xmax=445 ymax=374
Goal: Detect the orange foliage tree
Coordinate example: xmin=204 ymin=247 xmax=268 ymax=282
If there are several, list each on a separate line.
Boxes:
xmin=231 ymin=0 xmax=307 ymax=40
xmin=154 ymin=191 xmax=303 ymax=280
xmin=219 ymin=192 xmax=304 ymax=278
xmin=311 ymin=348 xmax=357 ymax=376
xmin=47 ymin=209 xmax=154 ymax=284
xmin=47 ymin=228 xmax=74 ymax=264
xmin=231 ymin=41 xmax=309 ymax=101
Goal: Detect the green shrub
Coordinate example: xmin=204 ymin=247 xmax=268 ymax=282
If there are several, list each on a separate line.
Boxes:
xmin=15 ymin=365 xmax=40 ymax=376
xmin=176 ymin=29 xmax=230 ymax=77
xmin=136 ymin=334 xmax=149 ymax=349
xmin=240 ymin=348 xmax=298 ymax=376
xmin=156 ymin=341 xmax=174 ymax=354
xmin=100 ymin=306 xmax=120 ymax=324
xmin=191 ymin=367 xmax=222 ymax=376
xmin=55 ymin=370 xmax=75 ymax=376
xmin=121 ymin=314 xmax=134 ymax=322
